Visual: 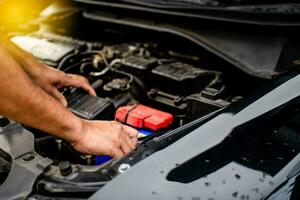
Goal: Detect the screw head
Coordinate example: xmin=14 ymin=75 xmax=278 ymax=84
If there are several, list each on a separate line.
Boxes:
xmin=118 ymin=163 xmax=131 ymax=173
xmin=22 ymin=153 xmax=35 ymax=161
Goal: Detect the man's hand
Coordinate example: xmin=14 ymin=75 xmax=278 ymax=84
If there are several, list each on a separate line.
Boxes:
xmin=0 ymin=37 xmax=96 ymax=105
xmin=72 ymin=120 xmax=139 ymax=158
xmin=32 ymin=65 xmax=96 ymax=106
xmin=0 ymin=37 xmax=138 ymax=158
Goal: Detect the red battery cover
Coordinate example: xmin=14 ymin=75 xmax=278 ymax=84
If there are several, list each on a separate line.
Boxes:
xmin=115 ymin=104 xmax=173 ymax=131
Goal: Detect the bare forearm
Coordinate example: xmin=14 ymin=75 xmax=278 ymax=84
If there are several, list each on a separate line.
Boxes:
xmin=0 ymin=46 xmax=83 ymax=143
xmin=0 ymin=34 xmax=44 ymax=79
xmin=0 ymin=35 xmax=139 ymax=157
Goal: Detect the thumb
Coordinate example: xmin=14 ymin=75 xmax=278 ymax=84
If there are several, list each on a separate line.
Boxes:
xmin=48 ymin=88 xmax=68 ymax=107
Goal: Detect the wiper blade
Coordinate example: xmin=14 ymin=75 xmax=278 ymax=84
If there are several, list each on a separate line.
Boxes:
xmin=228 ymin=3 xmax=300 ymax=14
xmin=118 ymin=0 xmax=300 ymax=14
xmin=121 ymin=0 xmax=221 ymax=8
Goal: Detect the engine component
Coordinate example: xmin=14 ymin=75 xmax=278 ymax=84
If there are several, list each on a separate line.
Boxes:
xmin=96 ymin=155 xmax=112 ymax=165
xmin=151 ymin=62 xmax=215 ymax=95
xmin=67 ymin=91 xmax=115 ymax=120
xmin=91 ymin=79 xmax=104 ymax=91
xmin=186 ymin=93 xmax=230 ymax=121
xmin=11 ymin=36 xmax=77 ymax=64
xmin=103 ymin=78 xmax=130 ymax=92
xmin=121 ymin=56 xmax=157 ymax=74
xmin=0 ymin=117 xmax=10 ymax=129
xmin=115 ymin=104 xmax=173 ymax=131
xmin=110 ymin=43 xmax=149 ymax=58
xmin=147 ymin=88 xmax=187 ymax=112
xmin=0 ymin=124 xmax=52 ymax=200
xmin=59 ymin=161 xmax=73 ymax=176
xmin=138 ymin=128 xmax=153 ymax=138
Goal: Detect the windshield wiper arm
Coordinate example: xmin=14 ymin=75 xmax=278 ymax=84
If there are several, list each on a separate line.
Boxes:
xmin=121 ymin=0 xmax=221 ymax=8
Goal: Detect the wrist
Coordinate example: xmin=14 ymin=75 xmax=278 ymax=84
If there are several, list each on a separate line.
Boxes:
xmin=57 ymin=113 xmax=86 ymax=145
xmin=69 ymin=117 xmax=86 ymax=142
xmin=69 ymin=119 xmax=91 ymax=154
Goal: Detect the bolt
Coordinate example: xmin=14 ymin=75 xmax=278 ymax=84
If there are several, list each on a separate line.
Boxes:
xmin=55 ymin=139 xmax=62 ymax=151
xmin=59 ymin=161 xmax=72 ymax=176
xmin=22 ymin=153 xmax=35 ymax=161
xmin=118 ymin=163 xmax=131 ymax=173
xmin=85 ymin=155 xmax=92 ymax=165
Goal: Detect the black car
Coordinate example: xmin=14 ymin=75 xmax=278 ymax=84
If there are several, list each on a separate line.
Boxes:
xmin=1 ymin=0 xmax=300 ymax=199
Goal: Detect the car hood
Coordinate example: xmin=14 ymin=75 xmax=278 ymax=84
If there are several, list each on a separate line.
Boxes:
xmin=89 ymin=72 xmax=300 ymax=200
xmin=61 ymin=0 xmax=300 ymax=79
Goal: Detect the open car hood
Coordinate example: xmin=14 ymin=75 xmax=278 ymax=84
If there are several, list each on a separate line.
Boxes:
xmin=64 ymin=0 xmax=300 ymax=79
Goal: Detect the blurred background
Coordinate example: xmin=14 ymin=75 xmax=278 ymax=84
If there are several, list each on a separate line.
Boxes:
xmin=0 ymin=0 xmax=53 ymax=32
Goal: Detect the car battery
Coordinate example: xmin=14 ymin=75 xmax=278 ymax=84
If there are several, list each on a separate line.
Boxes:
xmin=67 ymin=91 xmax=115 ymax=120
xmin=151 ymin=62 xmax=214 ymax=95
xmin=115 ymin=104 xmax=173 ymax=131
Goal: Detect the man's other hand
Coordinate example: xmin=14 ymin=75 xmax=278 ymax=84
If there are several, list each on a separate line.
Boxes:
xmin=72 ymin=120 xmax=139 ymax=158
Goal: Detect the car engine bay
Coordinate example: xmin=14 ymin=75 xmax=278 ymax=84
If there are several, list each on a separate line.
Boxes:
xmin=0 ymin=29 xmax=267 ymax=199
xmin=0 ymin=1 xmax=280 ymax=196
xmin=0 ymin=0 xmax=300 ymax=198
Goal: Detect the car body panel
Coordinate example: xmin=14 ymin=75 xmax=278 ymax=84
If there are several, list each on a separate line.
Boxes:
xmin=90 ymin=72 xmax=300 ymax=199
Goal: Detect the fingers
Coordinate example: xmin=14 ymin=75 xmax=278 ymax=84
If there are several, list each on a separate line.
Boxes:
xmin=123 ymin=125 xmax=139 ymax=146
xmin=74 ymin=120 xmax=138 ymax=159
xmin=120 ymin=139 xmax=131 ymax=155
xmin=131 ymin=136 xmax=138 ymax=146
xmin=112 ymin=148 xmax=124 ymax=158
xmin=121 ymin=133 xmax=135 ymax=154
xmin=49 ymin=88 xmax=68 ymax=107
xmin=61 ymin=74 xmax=96 ymax=96
xmin=109 ymin=122 xmax=137 ymax=158
xmin=124 ymin=132 xmax=136 ymax=149
xmin=110 ymin=138 xmax=129 ymax=158
xmin=123 ymin=125 xmax=139 ymax=138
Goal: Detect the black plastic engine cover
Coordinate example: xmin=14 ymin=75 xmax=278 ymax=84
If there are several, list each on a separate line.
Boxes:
xmin=67 ymin=91 xmax=115 ymax=120
xmin=151 ymin=62 xmax=214 ymax=95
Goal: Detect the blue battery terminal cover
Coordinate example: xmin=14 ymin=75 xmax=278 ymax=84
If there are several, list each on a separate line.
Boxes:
xmin=95 ymin=155 xmax=111 ymax=165
xmin=138 ymin=128 xmax=153 ymax=138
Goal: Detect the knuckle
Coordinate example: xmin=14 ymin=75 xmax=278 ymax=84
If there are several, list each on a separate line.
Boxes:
xmin=81 ymin=76 xmax=89 ymax=83
xmin=73 ymin=74 xmax=86 ymax=82
xmin=58 ymin=70 xmax=66 ymax=77
xmin=45 ymin=86 xmax=53 ymax=93
xmin=111 ymin=121 xmax=119 ymax=125
xmin=62 ymin=74 xmax=71 ymax=83
xmin=114 ymin=122 xmax=123 ymax=130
